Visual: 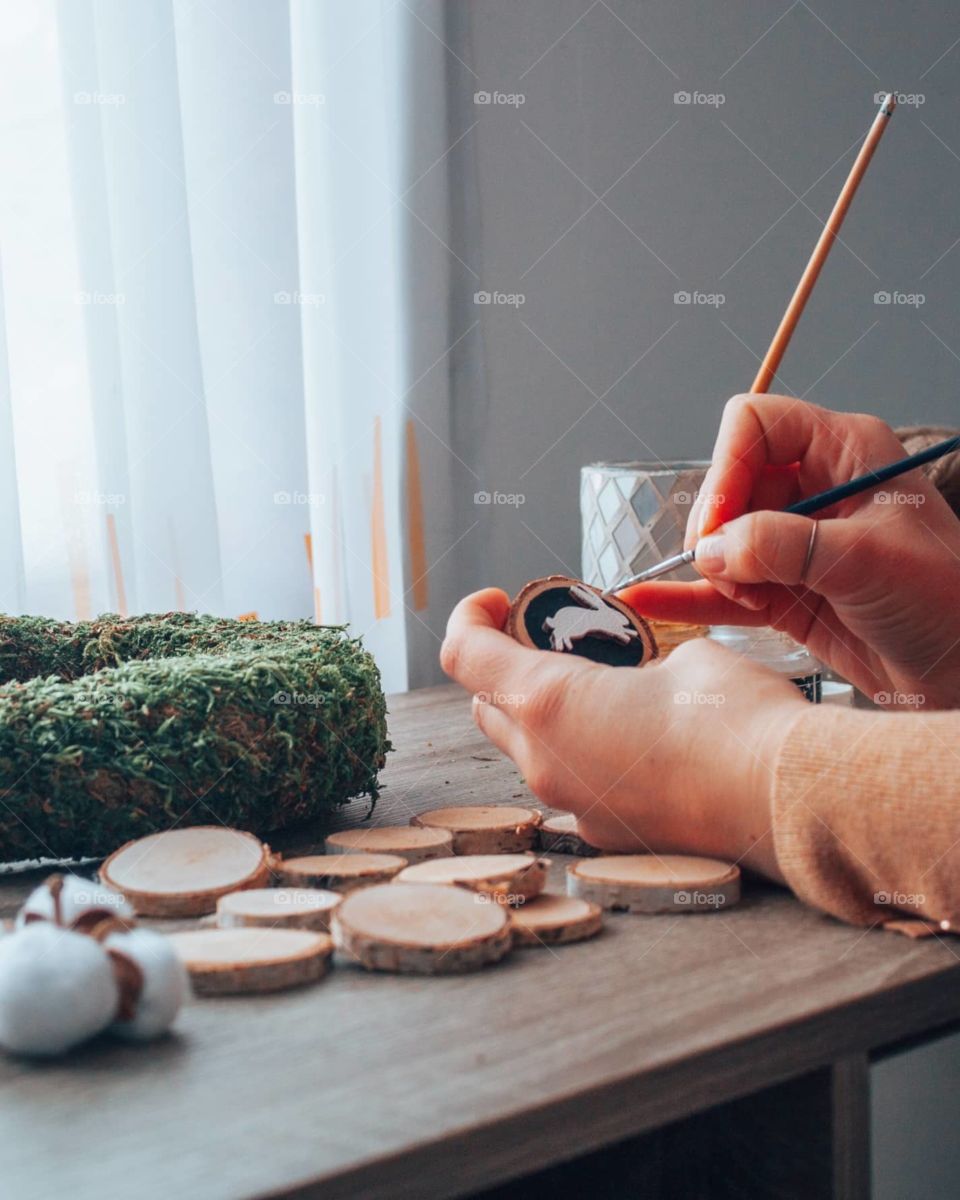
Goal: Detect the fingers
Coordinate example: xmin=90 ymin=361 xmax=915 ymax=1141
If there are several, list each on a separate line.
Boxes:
xmin=617 ymin=579 xmax=770 ymax=626
xmin=441 ymin=588 xmax=539 ymax=710
xmin=694 ymin=511 xmax=872 ymax=595
xmin=687 ymin=394 xmax=900 ymax=542
xmin=471 ymin=692 xmax=527 ymax=764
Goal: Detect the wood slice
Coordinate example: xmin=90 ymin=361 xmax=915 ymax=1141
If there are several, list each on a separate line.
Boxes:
xmin=645 ymin=619 xmax=709 ymax=658
xmin=333 ymin=883 xmax=512 ymax=975
xmin=167 ymin=928 xmax=333 ymax=994
xmin=275 ymin=853 xmax=405 ymax=893
xmin=507 ymin=576 xmax=657 ymax=667
xmin=411 ymin=805 xmax=543 ymax=854
xmin=100 ymin=827 xmax=271 ymax=917
xmin=215 ymin=888 xmax=342 ymax=932
xmin=324 ymin=825 xmax=453 ymax=864
xmin=538 ymin=812 xmax=602 ymax=857
xmin=567 ymin=855 xmax=741 ymax=914
xmin=509 ymin=893 xmax=604 ymax=946
xmin=395 ymin=854 xmax=547 ymax=904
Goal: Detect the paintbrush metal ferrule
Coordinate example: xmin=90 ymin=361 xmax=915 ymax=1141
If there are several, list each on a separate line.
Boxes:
xmin=605 ymin=547 xmax=697 ymax=592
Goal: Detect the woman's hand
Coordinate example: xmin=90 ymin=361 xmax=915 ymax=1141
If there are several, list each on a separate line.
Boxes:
xmin=620 ymin=395 xmax=960 ymax=709
xmin=441 ymin=588 xmax=805 ymax=878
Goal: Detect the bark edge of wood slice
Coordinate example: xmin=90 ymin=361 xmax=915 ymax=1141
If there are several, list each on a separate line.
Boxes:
xmin=333 ymin=883 xmax=512 ymax=975
xmin=100 ymin=826 xmax=271 ymax=917
xmin=538 ymin=812 xmax=603 ymax=857
xmin=394 ymin=853 xmax=548 ymax=903
xmin=324 ymin=826 xmax=453 ymax=864
xmin=274 ymin=853 xmax=406 ymax=893
xmin=411 ymin=805 xmax=543 ymax=854
xmin=216 ymin=887 xmax=342 ymax=931
xmin=168 ymin=928 xmax=333 ymax=994
xmin=567 ymin=855 xmax=740 ymax=914
xmin=509 ymin=893 xmax=603 ymax=946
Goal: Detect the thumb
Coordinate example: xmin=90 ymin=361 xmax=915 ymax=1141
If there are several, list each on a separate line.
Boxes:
xmin=694 ymin=511 xmax=867 ymax=595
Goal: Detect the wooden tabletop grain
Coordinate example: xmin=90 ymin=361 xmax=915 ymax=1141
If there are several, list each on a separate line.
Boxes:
xmin=3 ymin=684 xmax=960 ymax=1200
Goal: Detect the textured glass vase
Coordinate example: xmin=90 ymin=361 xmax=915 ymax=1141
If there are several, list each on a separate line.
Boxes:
xmin=580 ymin=461 xmax=709 ymax=589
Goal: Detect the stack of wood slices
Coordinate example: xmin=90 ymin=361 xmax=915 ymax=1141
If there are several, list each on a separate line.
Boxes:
xmin=96 ymin=803 xmax=740 ymax=991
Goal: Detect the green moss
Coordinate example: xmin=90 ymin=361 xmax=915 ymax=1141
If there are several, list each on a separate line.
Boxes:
xmin=0 ymin=613 xmax=390 ymax=860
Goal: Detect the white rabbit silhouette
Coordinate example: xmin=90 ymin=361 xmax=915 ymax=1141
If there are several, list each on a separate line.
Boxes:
xmin=542 ymin=584 xmax=639 ymax=653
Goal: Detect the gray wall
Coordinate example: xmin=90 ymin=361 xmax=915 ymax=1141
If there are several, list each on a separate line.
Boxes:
xmin=415 ymin=0 xmax=960 ymax=626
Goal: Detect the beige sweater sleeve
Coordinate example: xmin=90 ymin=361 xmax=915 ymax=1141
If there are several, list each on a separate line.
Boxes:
xmin=772 ymin=705 xmax=960 ymax=933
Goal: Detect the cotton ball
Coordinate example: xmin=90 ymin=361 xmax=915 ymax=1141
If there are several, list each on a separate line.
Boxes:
xmin=104 ymin=928 xmax=189 ymax=1041
xmin=0 ymin=923 xmax=118 ymax=1056
xmin=18 ymin=873 xmax=133 ymax=931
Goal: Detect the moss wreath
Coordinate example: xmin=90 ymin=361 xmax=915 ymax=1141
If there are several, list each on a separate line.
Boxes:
xmin=0 ymin=613 xmax=389 ymax=861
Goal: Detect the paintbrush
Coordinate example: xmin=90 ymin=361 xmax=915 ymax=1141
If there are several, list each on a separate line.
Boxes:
xmin=607 ymin=93 xmax=898 ymax=593
xmin=610 ymin=433 xmax=960 ymax=588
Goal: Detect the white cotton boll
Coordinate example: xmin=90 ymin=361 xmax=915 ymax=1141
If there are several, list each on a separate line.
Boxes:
xmin=0 ymin=923 xmax=118 ymax=1056
xmin=17 ymin=874 xmax=133 ymax=929
xmin=104 ymin=928 xmax=189 ymax=1041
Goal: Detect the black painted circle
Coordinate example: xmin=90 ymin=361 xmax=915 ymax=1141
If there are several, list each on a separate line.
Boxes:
xmin=522 ymin=587 xmax=647 ymax=667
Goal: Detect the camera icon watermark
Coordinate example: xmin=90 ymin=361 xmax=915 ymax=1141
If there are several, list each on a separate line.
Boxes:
xmin=873 ymin=690 xmax=926 ymax=708
xmin=674 ymin=90 xmax=725 ymax=107
xmin=474 ymin=290 xmax=525 ymax=307
xmin=874 ymin=490 xmax=925 ymax=507
xmin=874 ymin=290 xmax=925 ymax=307
xmin=674 ymin=690 xmax=726 ymax=707
xmin=74 ymin=90 xmax=125 ymax=106
xmin=274 ymin=290 xmax=325 ymax=307
xmin=674 ymin=290 xmax=725 ymax=307
xmin=874 ymin=889 xmax=925 ymax=907
xmin=474 ymin=490 xmax=525 ymax=507
xmin=875 ymin=90 xmax=924 ymax=107
xmin=674 ymin=889 xmax=727 ymax=908
xmin=273 ymin=490 xmax=325 ymax=507
xmin=274 ymin=90 xmax=325 ymax=106
xmin=474 ymin=90 xmax=525 ymax=107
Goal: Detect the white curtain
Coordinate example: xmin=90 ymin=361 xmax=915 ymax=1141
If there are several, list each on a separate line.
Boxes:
xmin=0 ymin=0 xmax=461 ymax=692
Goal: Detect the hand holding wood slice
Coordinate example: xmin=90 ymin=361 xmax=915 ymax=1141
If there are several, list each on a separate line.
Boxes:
xmin=324 ymin=826 xmax=453 ymax=864
xmin=100 ymin=827 xmax=271 ymax=917
xmin=274 ymin=853 xmax=405 ymax=893
xmin=395 ymin=854 xmax=547 ymax=904
xmin=333 ymin=883 xmax=512 ymax=975
xmin=507 ymin=576 xmax=657 ymax=667
xmin=216 ymin=888 xmax=341 ymax=932
xmin=167 ymin=928 xmax=333 ymax=994
xmin=411 ymin=805 xmax=542 ymax=854
xmin=567 ymin=855 xmax=740 ymax=913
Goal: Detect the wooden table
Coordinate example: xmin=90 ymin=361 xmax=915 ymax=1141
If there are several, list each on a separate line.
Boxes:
xmin=2 ymin=684 xmax=959 ymax=1200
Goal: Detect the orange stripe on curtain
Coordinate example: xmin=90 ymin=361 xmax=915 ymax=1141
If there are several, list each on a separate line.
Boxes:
xmin=371 ymin=416 xmax=390 ymax=619
xmin=58 ymin=466 xmax=92 ymax=620
xmin=304 ymin=532 xmax=322 ymax=623
xmin=105 ymin=513 xmax=128 ymax=616
xmin=405 ymin=419 xmax=428 ymax=611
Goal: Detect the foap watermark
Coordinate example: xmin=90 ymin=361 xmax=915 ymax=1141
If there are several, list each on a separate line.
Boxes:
xmin=273 ymin=691 xmax=324 ymax=707
xmin=874 ymin=490 xmax=925 ymax=507
xmin=476 ymin=892 xmax=527 ymax=906
xmin=73 ymin=490 xmax=126 ymax=507
xmin=674 ymin=690 xmax=725 ymax=707
xmin=674 ymin=889 xmax=727 ymax=908
xmin=474 ymin=290 xmax=525 ymax=307
xmin=474 ymin=490 xmax=525 ymax=507
xmin=274 ymin=490 xmax=325 ymax=507
xmin=873 ymin=691 xmax=926 ymax=708
xmin=875 ymin=890 xmax=925 ymax=908
xmin=875 ymin=90 xmax=924 ymax=107
xmin=74 ymin=90 xmax=125 ymax=106
xmin=274 ymin=290 xmax=325 ymax=307
xmin=274 ymin=90 xmax=325 ymax=106
xmin=474 ymin=690 xmax=527 ymax=708
xmin=72 ymin=887 xmax=129 ymax=910
xmin=76 ymin=291 xmax=125 ymax=306
xmin=674 ymin=490 xmax=725 ymax=506
xmin=674 ymin=90 xmax=725 ymax=107
xmin=674 ymin=290 xmax=725 ymax=307
xmin=474 ymin=90 xmax=525 ymax=107
xmin=874 ymin=290 xmax=925 ymax=307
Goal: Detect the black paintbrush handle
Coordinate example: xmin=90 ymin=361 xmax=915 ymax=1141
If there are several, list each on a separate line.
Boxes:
xmin=785 ymin=434 xmax=960 ymax=517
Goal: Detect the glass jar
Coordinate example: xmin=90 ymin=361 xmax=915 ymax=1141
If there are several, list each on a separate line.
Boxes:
xmin=709 ymin=626 xmax=822 ymax=703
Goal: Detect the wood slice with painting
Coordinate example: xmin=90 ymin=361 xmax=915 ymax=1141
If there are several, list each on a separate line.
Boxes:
xmin=274 ymin=853 xmax=405 ymax=893
xmin=333 ymin=883 xmax=512 ymax=975
xmin=509 ymin=893 xmax=603 ymax=947
xmin=538 ymin=812 xmax=602 ymax=857
xmin=215 ymin=887 xmax=341 ymax=932
xmin=167 ymin=928 xmax=333 ymax=995
xmin=324 ymin=825 xmax=453 ymax=864
xmin=100 ymin=827 xmax=272 ymax=917
xmin=567 ymin=855 xmax=740 ymax=914
xmin=395 ymin=854 xmax=547 ymax=904
xmin=507 ymin=576 xmax=657 ymax=666
xmin=411 ymin=805 xmax=542 ymax=854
